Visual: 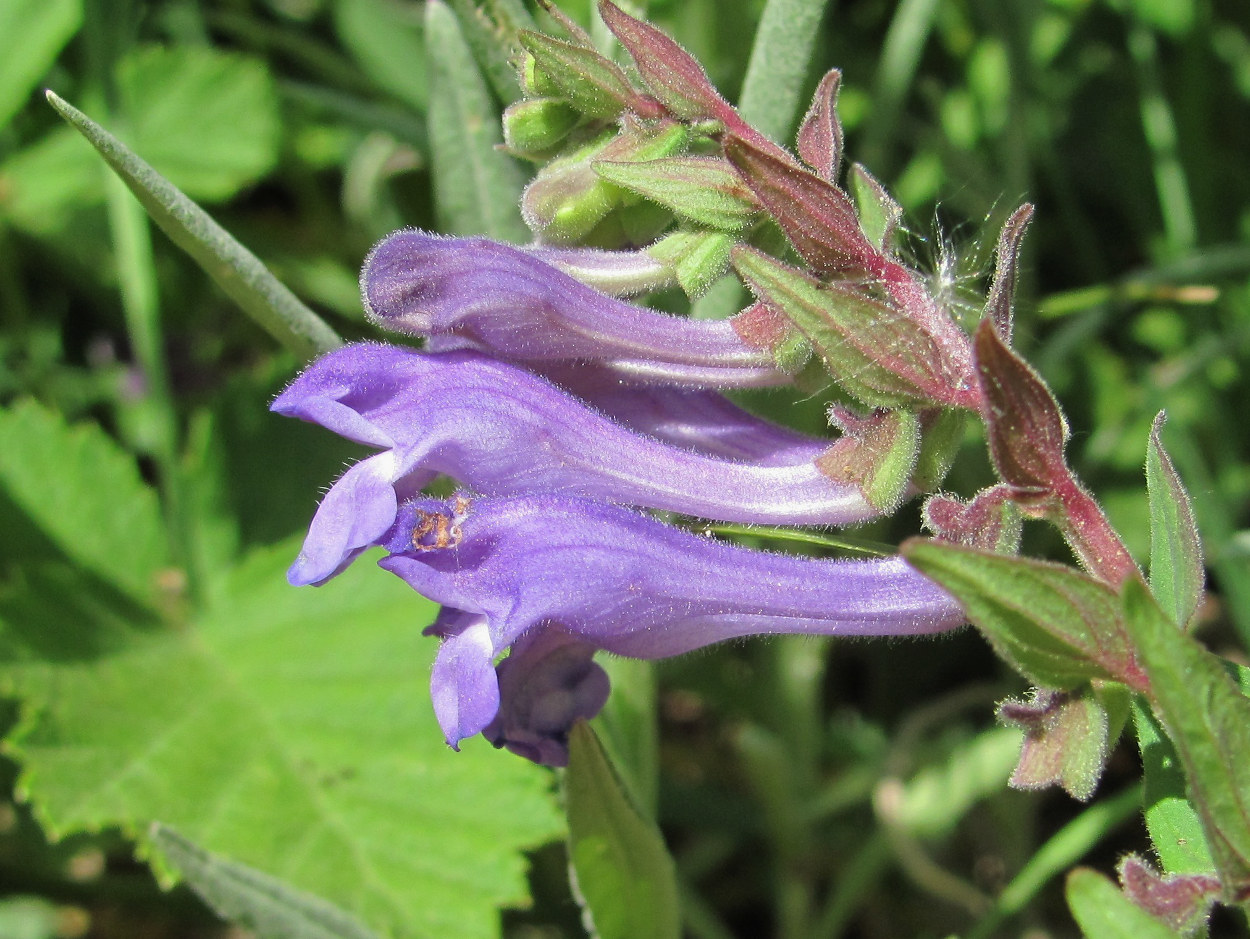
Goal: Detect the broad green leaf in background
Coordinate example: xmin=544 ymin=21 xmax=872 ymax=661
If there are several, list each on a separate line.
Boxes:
xmin=333 ymin=0 xmax=428 ymax=114
xmin=1123 ymin=578 xmax=1250 ymax=890
xmin=2 ymin=538 xmax=563 ymax=939
xmin=736 ymin=0 xmax=830 ymax=143
xmin=1065 ymin=868 xmax=1178 ymax=939
xmin=0 ymin=0 xmax=81 ymax=130
xmin=152 ymin=825 xmax=384 ymax=939
xmin=425 ymin=0 xmax=530 ymax=241
xmin=903 ymin=541 xmax=1142 ymax=691
xmin=1146 ymin=412 xmax=1204 ymax=630
xmin=565 ymin=723 xmax=680 ymax=939
xmin=0 ymin=896 xmax=63 ymax=939
xmin=0 ymin=126 xmax=105 ymax=235
xmin=116 ymin=45 xmax=281 ymax=202
xmin=0 ymin=400 xmax=168 ymax=608
xmin=47 ymin=92 xmax=341 ymax=361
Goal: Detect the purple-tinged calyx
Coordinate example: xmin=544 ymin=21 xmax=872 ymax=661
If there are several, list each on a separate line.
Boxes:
xmin=362 ymin=230 xmax=794 ymax=387
xmin=379 ymin=492 xmax=967 ymax=762
xmin=272 ymin=343 xmax=886 ymax=585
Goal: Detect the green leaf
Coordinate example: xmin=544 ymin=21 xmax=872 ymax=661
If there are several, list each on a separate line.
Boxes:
xmin=902 ymin=541 xmax=1145 ymax=691
xmin=333 ymin=0 xmax=428 ymax=113
xmin=115 ymin=46 xmax=281 ymax=202
xmin=151 ymin=825 xmax=383 ymax=939
xmin=1132 ymin=701 xmax=1216 ymax=875
xmin=0 ymin=400 xmax=168 ymax=607
xmin=565 ymin=723 xmax=680 ymax=939
xmin=646 ymin=229 xmax=733 ymax=298
xmin=594 ymin=157 xmax=759 ymax=232
xmin=0 ymin=127 xmax=103 ymax=234
xmin=425 ymin=0 xmax=529 ymax=241
xmin=0 ymin=896 xmax=62 ymax=939
xmin=518 ymin=30 xmax=634 ymax=119
xmin=848 ymin=163 xmax=902 ymax=252
xmin=446 ymin=0 xmax=533 ymax=105
xmin=0 ymin=0 xmax=81 ymax=130
xmin=737 ymin=0 xmax=831 ymax=143
xmin=46 ymin=92 xmax=342 ymax=361
xmin=1123 ymin=578 xmax=1250 ymax=889
xmin=1064 ymin=868 xmax=1178 ymax=939
xmin=2 ymin=539 xmax=563 ymax=939
xmin=591 ymin=658 xmax=658 ymax=818
xmin=1146 ymin=413 xmax=1204 ymax=630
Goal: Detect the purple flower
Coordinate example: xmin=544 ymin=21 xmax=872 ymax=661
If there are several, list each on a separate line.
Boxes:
xmin=272 ymin=343 xmax=882 ymax=586
xmin=362 ymin=230 xmax=794 ymax=387
xmin=379 ymin=492 xmax=966 ymax=764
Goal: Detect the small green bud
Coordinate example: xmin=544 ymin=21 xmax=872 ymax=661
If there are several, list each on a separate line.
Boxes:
xmin=503 ymin=98 xmax=582 ymax=153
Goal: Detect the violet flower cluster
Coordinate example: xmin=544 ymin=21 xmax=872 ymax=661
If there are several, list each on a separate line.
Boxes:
xmin=275 ymin=2 xmax=981 ymax=766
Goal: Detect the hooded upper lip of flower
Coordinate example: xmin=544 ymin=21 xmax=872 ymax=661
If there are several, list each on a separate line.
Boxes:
xmin=360 ymin=229 xmax=790 ymax=387
xmin=271 ymin=342 xmax=889 ymax=586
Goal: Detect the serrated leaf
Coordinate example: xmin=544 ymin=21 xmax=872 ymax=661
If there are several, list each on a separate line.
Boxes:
xmin=594 ymin=157 xmax=758 ymax=231
xmin=152 ymin=825 xmax=383 ymax=939
xmin=902 ymin=541 xmax=1146 ymax=691
xmin=2 ymin=539 xmax=563 ymax=939
xmin=46 ymin=92 xmax=341 ymax=361
xmin=565 ymin=723 xmax=679 ymax=939
xmin=426 ymin=0 xmax=530 ymax=241
xmin=116 ymin=46 xmax=281 ymax=202
xmin=1123 ymin=578 xmax=1250 ymax=889
xmin=1065 ymin=868 xmax=1179 ymax=939
xmin=732 ymin=246 xmax=952 ymax=408
xmin=1146 ymin=413 xmax=1204 ymax=630
xmin=0 ymin=0 xmax=81 ymax=130
xmin=0 ymin=400 xmax=168 ymax=607
xmin=1133 ymin=701 xmax=1217 ymax=875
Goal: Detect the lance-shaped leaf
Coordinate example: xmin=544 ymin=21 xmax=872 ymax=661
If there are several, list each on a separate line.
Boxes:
xmin=517 ymin=30 xmax=637 ymax=119
xmin=502 ymin=96 xmax=581 ymax=153
xmin=646 ymin=229 xmax=733 ymax=298
xmin=984 ymin=204 xmax=1034 ymax=343
xmin=849 ymin=163 xmax=902 ymax=253
xmin=733 ymin=246 xmax=960 ymax=408
xmin=597 ymin=0 xmax=732 ymax=123
xmin=818 ymin=406 xmax=920 ymax=513
xmin=272 ymin=344 xmax=884 ymax=585
xmin=999 ymin=686 xmax=1125 ymax=801
xmin=1066 ymin=868 xmax=1181 ymax=939
xmin=1146 ymin=412 xmax=1204 ymax=630
xmin=974 ymin=318 xmax=1069 ymax=498
xmin=796 ymin=68 xmax=843 ymax=180
xmin=923 ymin=485 xmax=1021 ymax=554
xmin=564 ymin=723 xmax=680 ymax=939
xmin=1118 ymin=855 xmax=1222 ymax=934
xmin=724 ymin=134 xmax=880 ymax=274
xmin=45 ymin=92 xmax=340 ymax=361
xmin=903 ymin=541 xmax=1148 ymax=691
xmin=521 ymin=122 xmax=687 ymax=243
xmin=594 ymin=155 xmax=760 ymax=231
xmin=1134 ymin=700 xmax=1216 ymax=874
xmin=363 ymin=231 xmax=788 ymax=387
xmin=1123 ymin=578 xmax=1250 ymax=891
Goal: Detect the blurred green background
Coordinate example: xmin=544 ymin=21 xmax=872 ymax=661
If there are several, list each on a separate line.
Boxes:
xmin=1 ymin=0 xmax=1248 ymax=936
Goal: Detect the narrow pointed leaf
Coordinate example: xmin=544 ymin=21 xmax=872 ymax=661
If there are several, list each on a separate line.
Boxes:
xmin=724 ymin=135 xmax=880 ymax=274
xmin=974 ymin=318 xmax=1068 ymax=496
xmin=796 ymin=69 xmax=843 ymax=180
xmin=984 ymin=204 xmax=1034 ymax=343
xmin=151 ymin=825 xmax=383 ymax=939
xmin=1065 ymin=868 xmax=1180 ymax=939
xmin=733 ymin=246 xmax=954 ymax=408
xmin=425 ymin=0 xmax=529 ymax=241
xmin=903 ymin=540 xmax=1146 ymax=691
xmin=518 ymin=30 xmax=635 ymax=118
xmin=1146 ymin=412 xmax=1204 ymax=630
xmin=1123 ymin=578 xmax=1250 ymax=889
xmin=849 ymin=163 xmax=902 ymax=253
xmin=737 ymin=0 xmax=831 ymax=143
xmin=45 ymin=92 xmax=340 ymax=361
xmin=565 ymin=723 xmax=680 ymax=939
xmin=594 ymin=156 xmax=759 ymax=231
